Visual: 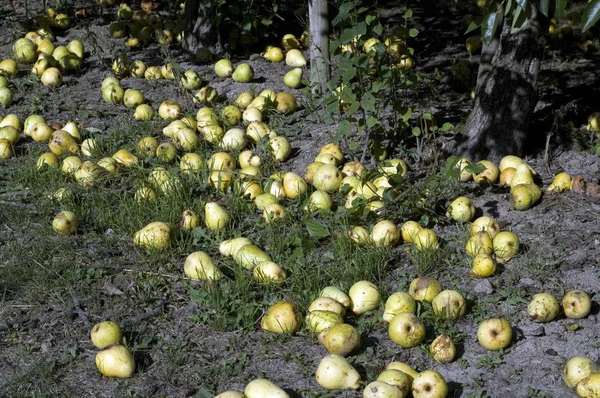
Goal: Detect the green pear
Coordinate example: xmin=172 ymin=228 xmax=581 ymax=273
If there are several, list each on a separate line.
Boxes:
xmin=233 ymin=244 xmax=271 ymax=269
xmin=283 ymin=67 xmax=303 ymax=88
xmin=133 ymin=221 xmax=171 ymax=250
xmin=219 ymin=237 xmax=251 ymax=257
xmin=232 ymin=63 xmax=254 ymax=83
xmin=48 ymin=130 xmax=79 ymax=156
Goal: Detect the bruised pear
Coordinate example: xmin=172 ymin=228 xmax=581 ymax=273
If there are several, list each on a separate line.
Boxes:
xmin=349 ymin=280 xmax=381 ymax=315
xmin=48 ymin=130 xmax=79 ymax=156
xmin=446 ymin=196 xmax=476 ymax=222
xmin=363 ymin=381 xmax=405 ymax=398
xmin=466 ymin=231 xmax=494 ymax=257
xmin=306 ymin=310 xmax=344 ymax=333
xmin=319 ymin=286 xmax=352 ymax=309
xmin=133 ymin=221 xmax=171 ymax=249
xmin=73 ymin=161 xmax=103 ymax=189
xmin=52 ymin=210 xmax=79 ymax=235
xmin=260 ymin=301 xmax=302 ymax=334
xmin=548 ymin=172 xmax=571 ymax=192
xmin=180 ymin=209 xmax=200 ymax=231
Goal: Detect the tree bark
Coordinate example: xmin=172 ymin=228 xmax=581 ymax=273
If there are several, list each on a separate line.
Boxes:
xmin=183 ymin=0 xmax=222 ymax=54
xmin=308 ymin=0 xmax=330 ymax=94
xmin=459 ymin=6 xmax=546 ymax=162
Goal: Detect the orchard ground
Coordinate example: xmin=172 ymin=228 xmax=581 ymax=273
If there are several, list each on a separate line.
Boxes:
xmin=1 ymin=2 xmax=600 ymax=397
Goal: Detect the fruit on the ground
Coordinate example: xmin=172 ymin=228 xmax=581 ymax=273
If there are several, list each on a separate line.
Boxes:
xmin=470 ymin=253 xmax=497 ymax=278
xmin=158 ymin=100 xmax=181 ymax=119
xmin=262 ymin=46 xmax=284 ymax=62
xmin=283 ymin=171 xmax=307 ymax=199
xmin=232 ymin=63 xmax=254 ymax=82
xmin=134 ymin=104 xmax=154 ymax=120
xmin=95 ymin=344 xmax=135 ymax=378
xmin=349 ymin=280 xmax=381 ymax=314
xmin=388 ymin=312 xmax=426 ymax=348
xmin=412 ymin=370 xmax=448 ymax=398
xmin=465 ymin=231 xmax=493 ymax=257
xmin=376 ymin=369 xmax=410 ymax=396
xmin=455 ymin=157 xmax=473 ymax=182
xmin=13 ymin=38 xmax=37 ymax=63
xmin=219 ymin=237 xmax=252 ymax=257
xmin=0 ymin=87 xmax=13 ymax=106
xmin=275 ymin=92 xmax=297 ymax=113
xmin=320 ymin=323 xmax=360 ymax=356
xmin=587 ymin=112 xmax=600 ymax=132
xmin=315 ymin=354 xmax=361 ymax=390
xmin=61 ymin=156 xmax=83 ymax=176
xmin=383 ymin=292 xmax=417 ymax=322
xmin=304 ymin=190 xmax=333 ymax=212
xmin=471 ymin=216 xmax=500 ymax=239
xmin=477 ymin=318 xmax=512 ymax=350
xmin=430 ymin=334 xmax=456 ymax=364
xmin=473 ymin=160 xmax=499 ymax=185
xmin=205 ymin=202 xmax=229 ymax=230
xmin=184 ymin=251 xmax=222 ymax=281
xmin=499 ymin=167 xmax=516 ymax=186
xmin=371 ymin=220 xmax=401 ymax=247
xmin=562 ymin=290 xmax=592 ymax=319
xmin=262 ymin=203 xmax=286 ymax=223
xmin=509 ymin=163 xmax=534 ymax=188
xmin=281 ymin=33 xmax=301 ymax=50
xmin=74 ymin=161 xmax=103 ymax=189
xmin=253 ymin=261 xmax=287 ymax=284
xmin=123 ymin=89 xmax=144 ymax=108
xmin=37 ymin=152 xmax=59 ymax=169
xmin=284 ymin=67 xmax=303 ymax=88
xmin=401 ymin=221 xmax=422 ymax=244
xmin=320 ymin=286 xmax=352 ymax=309
xmin=492 ymin=231 xmax=519 ymax=263
xmin=270 ymin=135 xmax=291 ymax=162
xmin=112 ymin=149 xmax=139 ymax=167
xmin=180 ymin=70 xmax=202 ymax=89
xmin=528 ymin=293 xmax=560 ymax=323
xmin=221 ymin=105 xmax=242 ymax=126
xmin=133 ymin=221 xmax=171 ymax=249
xmin=548 ymin=172 xmax=571 ymax=192
xmin=260 ymin=301 xmax=302 ymax=334
xmin=511 ymin=183 xmax=542 ymax=210
xmin=499 ymin=155 xmax=523 ymax=172
xmin=102 ymin=82 xmax=124 ymax=104
xmin=413 ymin=228 xmax=439 ymax=250
xmin=386 ymin=362 xmax=418 ymax=390
xmin=97 ymin=157 xmax=119 ymax=174
xmin=285 ymin=49 xmax=306 ymax=67
xmin=446 ymin=196 xmax=476 ymax=222
xmin=432 ymin=290 xmax=467 ymax=321
xmin=0 ymin=126 xmax=18 ymax=144
xmin=306 ymin=310 xmax=344 ymax=333
xmin=52 ymin=210 xmax=79 ymax=235
xmin=234 ymin=244 xmax=272 ymax=269
xmin=309 ymin=297 xmax=346 ymax=315
xmin=409 ymin=276 xmax=442 ymax=302
xmin=576 ymin=374 xmax=600 ymax=397
xmin=564 ymin=356 xmax=599 ymax=389
xmin=363 ymin=381 xmax=405 ymax=398
xmin=214 ymin=59 xmax=234 ymax=77
xmin=244 ymin=379 xmax=289 ymax=398
xmin=347 ymin=226 xmax=372 ymax=246
xmin=90 ymin=321 xmax=123 ymax=348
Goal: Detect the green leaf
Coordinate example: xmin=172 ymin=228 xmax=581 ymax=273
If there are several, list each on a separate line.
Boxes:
xmin=404 ymin=9 xmax=413 ymax=18
xmin=439 ymin=122 xmax=454 ymax=132
xmin=305 ymin=217 xmax=330 ymax=239
xmin=366 ymin=14 xmax=377 ymax=25
xmin=412 ymin=126 xmax=421 ymax=136
xmin=515 ymin=0 xmax=528 ymax=8
xmin=511 ymin=6 xmax=530 ymax=33
xmin=338 ymin=119 xmax=351 ymax=137
xmin=555 ymin=0 xmax=566 ymax=18
xmin=409 ymin=28 xmax=419 ymax=37
xmin=465 ymin=163 xmax=486 ymax=174
xmin=342 ymin=67 xmax=356 ymax=83
xmin=373 ymin=24 xmax=383 ymax=36
xmin=465 ymin=21 xmax=481 ymax=34
xmin=401 ymin=107 xmax=412 ymax=121
xmin=481 ymin=11 xmax=500 ymax=44
xmin=582 ymin=0 xmax=600 ymax=32
xmin=345 ymin=101 xmax=360 ymax=117
xmin=340 ymin=28 xmax=356 ymax=43
xmin=360 ymin=92 xmax=376 ymax=113
xmin=366 ymin=115 xmax=378 ymax=128
xmin=421 ymin=113 xmax=432 ymax=120
xmin=505 ymin=0 xmax=513 ymax=15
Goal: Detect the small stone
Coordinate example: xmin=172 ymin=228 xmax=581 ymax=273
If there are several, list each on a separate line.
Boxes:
xmin=474 ymin=279 xmax=494 ymax=294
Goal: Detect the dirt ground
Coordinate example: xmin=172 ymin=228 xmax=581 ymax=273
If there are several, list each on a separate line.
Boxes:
xmin=1 ymin=1 xmax=600 ymax=398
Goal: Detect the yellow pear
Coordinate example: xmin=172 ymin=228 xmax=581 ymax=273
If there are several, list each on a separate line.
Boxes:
xmin=510 ymin=163 xmax=535 ymax=188
xmin=204 ymin=202 xmax=229 ymax=230
xmin=133 ymin=221 xmax=171 ymax=250
xmin=283 ymin=172 xmax=307 ymax=199
xmin=183 ymin=251 xmax=223 ymax=280
xmin=548 ymin=172 xmax=571 ymax=192
xmin=234 ymin=244 xmax=272 ymax=269
xmin=48 ymin=130 xmax=79 ymax=156
xmin=260 ymin=301 xmax=302 ymax=334
xmin=511 ymin=183 xmax=542 ymax=210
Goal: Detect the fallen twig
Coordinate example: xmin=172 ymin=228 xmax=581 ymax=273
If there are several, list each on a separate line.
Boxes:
xmin=121 ymin=300 xmax=166 ymax=327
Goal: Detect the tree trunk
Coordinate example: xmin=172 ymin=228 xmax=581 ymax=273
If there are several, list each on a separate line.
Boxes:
xmin=308 ymin=0 xmax=330 ymax=94
xmin=183 ymin=0 xmax=222 ymax=54
xmin=459 ymin=6 xmax=546 ymax=162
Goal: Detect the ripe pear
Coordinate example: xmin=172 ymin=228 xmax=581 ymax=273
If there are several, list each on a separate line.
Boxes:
xmin=492 ymin=231 xmax=519 ymax=263
xmin=371 ymin=220 xmax=401 ymax=247
xmin=511 ymin=183 xmax=541 ymax=210
xmin=184 ymin=251 xmax=223 ymax=281
xmin=499 ymin=155 xmax=523 ymax=172
xmin=304 ymin=190 xmax=333 ymax=212
xmin=528 ymin=293 xmax=560 ymax=323
xmin=320 ymin=323 xmax=360 ymax=356
xmin=363 ymin=381 xmax=405 ymax=398
xmin=52 ymin=210 xmax=79 ymax=235
xmin=383 ymin=292 xmax=416 ymax=322
xmin=275 ymin=92 xmax=297 ymax=113
xmin=219 ymin=237 xmax=252 ymax=257
xmin=312 ymin=164 xmax=343 ymax=192
xmin=90 ymin=321 xmax=123 ymax=349
xmin=319 ymin=286 xmax=352 ymax=309
xmin=260 ymin=301 xmax=302 ymax=334
xmin=564 ymin=356 xmax=599 ymax=389
xmin=471 ymin=216 xmax=500 ymax=239
xmin=473 ymin=160 xmax=499 ymax=185
xmin=180 ymin=209 xmax=200 ymax=231
xmin=285 ymin=49 xmax=307 ymax=67
xmin=548 ymin=172 xmax=571 ymax=192
xmin=576 ymin=374 xmax=600 ymax=397
xmin=95 ymin=344 xmax=135 ymax=378
xmin=499 ymin=167 xmax=516 ymax=186
xmin=315 ymin=355 xmax=361 ymax=390
xmin=232 ymin=63 xmax=254 ymax=82
xmin=466 ymin=230 xmax=494 ymax=257
xmin=133 ymin=221 xmax=171 ymax=250
xmin=409 ymin=276 xmax=442 ymax=302
xmin=349 ymin=280 xmax=381 ymax=315
xmin=446 ymin=196 xmax=476 ymax=222
xmin=510 ymin=163 xmax=535 ymax=187
xmin=234 ymin=244 xmax=271 ymax=269
xmin=263 ymin=203 xmax=286 ymax=223
xmin=112 ymin=149 xmax=139 ymax=167
xmin=253 ymin=261 xmax=287 ymax=284
xmin=48 ymin=130 xmax=79 ymax=156
xmin=470 ymin=253 xmax=497 ymax=277
xmin=376 ymin=369 xmax=410 ymax=396
xmin=283 ymin=67 xmax=303 ymax=88
xmin=244 ymin=379 xmax=289 ymax=398
xmin=262 ymin=46 xmax=284 ymax=62
xmin=283 ymin=171 xmax=308 ymax=199
xmin=37 ymin=152 xmax=60 ymax=169
xmin=430 ymin=334 xmax=457 ymax=363
xmin=305 ymin=310 xmax=344 ymax=333
xmin=73 ymin=161 xmax=103 ymax=189
xmin=205 ymin=202 xmax=229 ymax=230
xmin=270 ymin=135 xmax=292 ymax=162
xmin=400 ymin=221 xmax=422 ymax=243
